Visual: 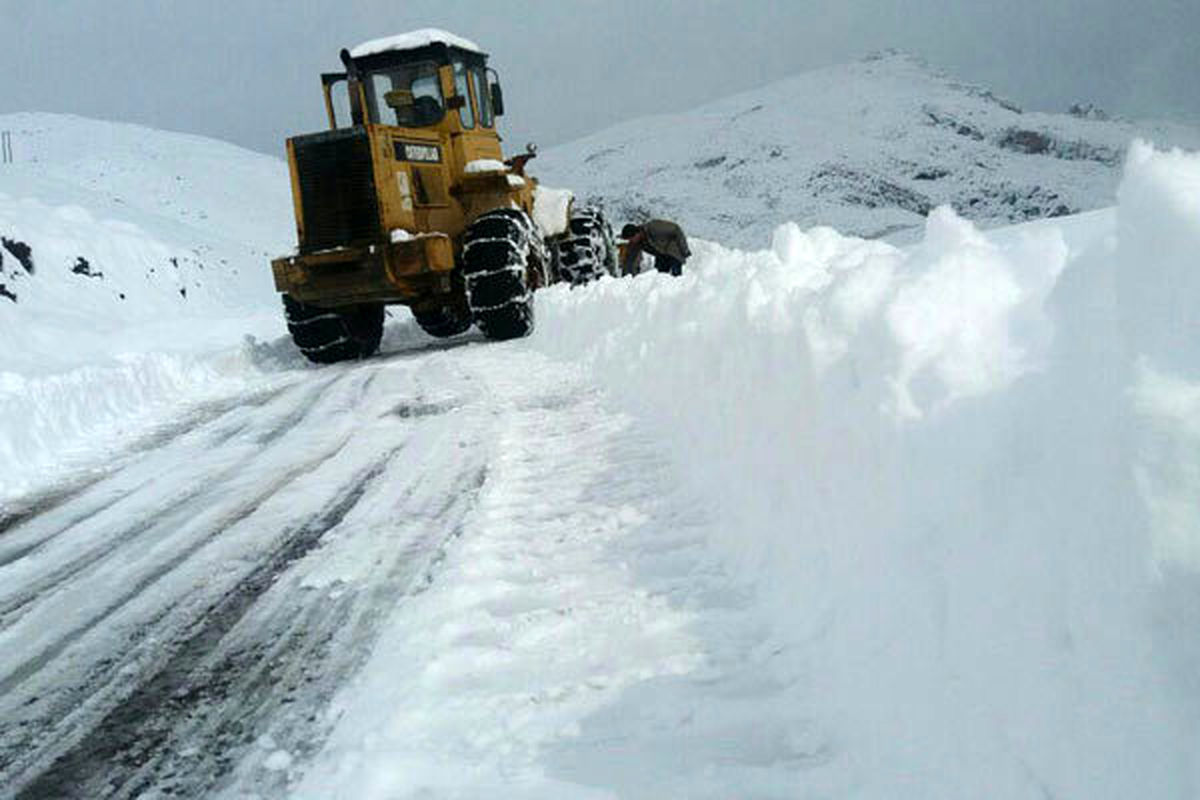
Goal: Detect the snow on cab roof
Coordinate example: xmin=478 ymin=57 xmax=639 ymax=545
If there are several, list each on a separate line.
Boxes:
xmin=349 ymin=28 xmax=483 ymax=59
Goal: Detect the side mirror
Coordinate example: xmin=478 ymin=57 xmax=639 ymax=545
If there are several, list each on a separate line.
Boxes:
xmin=490 ymin=82 xmax=505 ymax=117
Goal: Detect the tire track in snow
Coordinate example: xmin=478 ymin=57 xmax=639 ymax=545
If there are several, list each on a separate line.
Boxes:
xmin=0 ymin=443 xmax=385 ymax=798
xmin=0 ymin=432 xmax=356 ymax=699
xmin=16 ymin=454 xmax=490 ymax=799
xmin=1 ymin=352 xmax=488 ymax=798
xmin=0 ymin=369 xmax=386 ymax=791
xmin=117 ymin=465 xmax=489 ymax=800
xmin=0 ymin=382 xmax=297 ymax=564
xmin=0 ymin=375 xmax=345 ymax=626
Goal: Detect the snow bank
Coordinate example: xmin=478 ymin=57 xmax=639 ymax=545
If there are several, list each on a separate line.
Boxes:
xmin=0 ymin=113 xmax=294 ymax=503
xmin=0 ymin=345 xmax=292 ymax=503
xmin=531 ymin=140 xmax=1200 ymax=797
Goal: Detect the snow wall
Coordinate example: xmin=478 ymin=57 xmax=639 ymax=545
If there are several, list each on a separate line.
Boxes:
xmin=531 ymin=140 xmax=1200 ymax=798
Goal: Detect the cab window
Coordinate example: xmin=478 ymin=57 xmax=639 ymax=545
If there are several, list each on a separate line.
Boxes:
xmin=472 ymin=68 xmax=493 ymax=128
xmin=365 ymin=62 xmax=445 ymax=128
xmin=453 ymin=61 xmax=474 ymax=129
xmin=328 ymin=77 xmax=352 ymax=128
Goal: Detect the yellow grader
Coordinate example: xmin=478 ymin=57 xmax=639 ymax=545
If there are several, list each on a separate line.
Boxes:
xmin=270 ymin=29 xmax=616 ymax=362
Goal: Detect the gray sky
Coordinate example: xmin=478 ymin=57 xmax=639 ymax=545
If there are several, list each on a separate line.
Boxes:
xmin=2 ymin=0 xmax=1197 ymax=157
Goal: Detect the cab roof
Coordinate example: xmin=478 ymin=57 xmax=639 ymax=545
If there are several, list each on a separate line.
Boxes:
xmin=349 ymin=28 xmax=483 ymax=59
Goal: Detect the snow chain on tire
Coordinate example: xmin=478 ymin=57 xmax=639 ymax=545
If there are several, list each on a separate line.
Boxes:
xmin=283 ymin=295 xmax=383 ymax=363
xmin=461 ymin=208 xmax=541 ymax=340
xmin=412 ymin=303 xmax=472 ymax=338
xmin=554 ymin=206 xmax=617 ymax=286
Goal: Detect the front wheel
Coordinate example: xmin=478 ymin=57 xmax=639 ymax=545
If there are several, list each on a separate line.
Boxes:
xmin=283 ymin=295 xmax=383 ymax=363
xmin=461 ymin=209 xmax=539 ymax=340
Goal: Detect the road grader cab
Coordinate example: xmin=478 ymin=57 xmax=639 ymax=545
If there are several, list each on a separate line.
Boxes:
xmin=270 ymin=29 xmax=616 ymax=362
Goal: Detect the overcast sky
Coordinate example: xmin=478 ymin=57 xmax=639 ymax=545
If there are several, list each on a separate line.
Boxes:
xmin=1 ymin=0 xmax=1197 ymax=157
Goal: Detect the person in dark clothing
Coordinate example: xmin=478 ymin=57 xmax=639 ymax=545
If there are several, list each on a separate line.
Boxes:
xmin=620 ymin=220 xmax=691 ymax=277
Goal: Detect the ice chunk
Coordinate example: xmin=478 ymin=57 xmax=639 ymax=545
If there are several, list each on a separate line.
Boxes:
xmin=532 ymin=185 xmax=573 ymax=237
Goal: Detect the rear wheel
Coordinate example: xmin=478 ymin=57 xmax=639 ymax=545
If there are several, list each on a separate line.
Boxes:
xmin=462 ymin=209 xmax=540 ymax=340
xmin=554 ymin=206 xmax=617 ymax=285
xmin=283 ymin=295 xmax=383 ymax=363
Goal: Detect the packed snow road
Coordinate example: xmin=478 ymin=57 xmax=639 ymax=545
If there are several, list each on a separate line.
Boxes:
xmin=0 ymin=335 xmax=489 ymax=797
xmin=0 ymin=330 xmax=763 ymax=798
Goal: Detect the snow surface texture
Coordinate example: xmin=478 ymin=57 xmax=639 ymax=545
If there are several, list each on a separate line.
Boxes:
xmin=536 ymin=52 xmax=1200 ymax=249
xmin=524 ymin=141 xmax=1200 ymax=798
xmin=531 ymin=184 xmax=573 ymax=238
xmin=2 ymin=107 xmax=1199 ymax=797
xmin=349 ymin=28 xmax=482 ymax=58
xmin=0 ymin=113 xmax=292 ymax=499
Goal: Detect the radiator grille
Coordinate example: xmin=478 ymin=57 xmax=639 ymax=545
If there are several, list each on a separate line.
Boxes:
xmin=292 ymin=127 xmax=380 ymax=254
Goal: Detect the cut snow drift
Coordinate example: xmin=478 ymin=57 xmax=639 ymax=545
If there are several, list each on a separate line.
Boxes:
xmin=525 ymin=140 xmax=1200 ymax=797
xmin=0 ymin=113 xmax=292 ymax=500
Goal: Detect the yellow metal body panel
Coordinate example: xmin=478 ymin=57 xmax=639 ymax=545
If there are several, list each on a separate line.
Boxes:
xmin=276 ymin=59 xmax=543 ymax=309
xmin=272 ymin=235 xmax=456 ymax=307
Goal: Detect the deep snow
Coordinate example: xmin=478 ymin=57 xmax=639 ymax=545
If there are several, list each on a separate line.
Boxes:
xmin=0 ymin=113 xmax=293 ymax=500
xmin=524 ymin=140 xmax=1200 ymax=797
xmin=1 ymin=94 xmax=1199 ymax=797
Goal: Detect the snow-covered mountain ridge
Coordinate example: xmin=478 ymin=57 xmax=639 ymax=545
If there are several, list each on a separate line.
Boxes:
xmin=537 ymin=52 xmax=1200 ymax=247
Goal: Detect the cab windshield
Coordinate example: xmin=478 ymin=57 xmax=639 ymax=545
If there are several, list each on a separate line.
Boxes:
xmin=364 ymin=61 xmax=445 ymax=128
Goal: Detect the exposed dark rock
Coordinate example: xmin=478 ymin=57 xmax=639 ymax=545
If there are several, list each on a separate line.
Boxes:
xmin=1067 ymin=103 xmax=1110 ymax=121
xmin=913 ymin=167 xmax=950 ymax=181
xmin=72 ymin=256 xmax=103 ymax=279
xmin=179 ymin=287 xmax=187 ymax=299
xmin=1 ymin=237 xmax=34 ymax=275
xmin=583 ymin=147 xmax=622 ymax=164
xmin=997 ymin=128 xmax=1053 ymax=155
xmin=694 ymin=155 xmax=727 ymax=169
xmin=954 ymin=183 xmax=1077 ymax=223
xmin=950 ymin=83 xmax=1024 ymax=114
xmin=0 ymin=283 xmax=15 ymax=302
xmin=1050 ymin=138 xmax=1122 ymax=166
xmin=730 ymin=104 xmax=764 ymax=122
xmin=996 ymin=128 xmax=1121 ymax=165
xmin=923 ymin=108 xmax=985 ymax=140
xmin=809 ymin=164 xmax=933 ymax=217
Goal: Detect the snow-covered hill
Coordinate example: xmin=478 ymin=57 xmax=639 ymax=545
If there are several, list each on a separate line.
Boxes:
xmin=0 ymin=112 xmax=291 ymax=373
xmin=0 ymin=113 xmax=293 ymax=496
xmin=537 ymin=52 xmax=1200 ymax=247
